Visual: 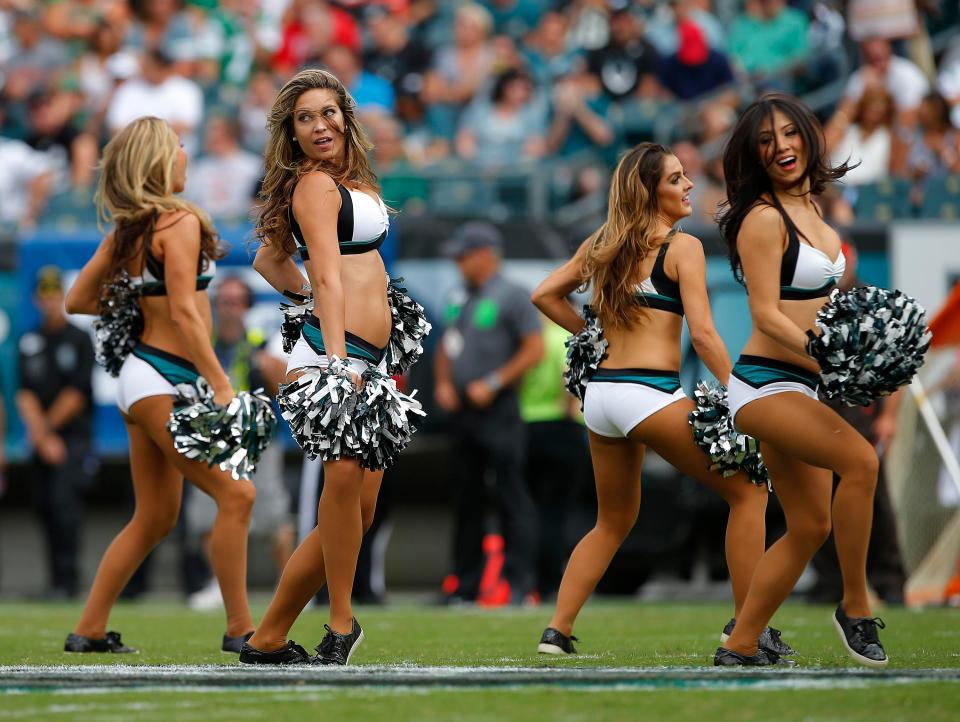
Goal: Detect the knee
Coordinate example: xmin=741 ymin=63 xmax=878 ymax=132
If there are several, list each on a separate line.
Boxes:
xmin=217 ymin=480 xmax=256 ymax=519
xmin=839 ymin=444 xmax=880 ymax=491
xmin=723 ymin=481 xmax=769 ymax=512
xmin=133 ymin=508 xmax=179 ymax=546
xmin=790 ymin=515 xmax=833 ymax=552
xmin=360 ymin=504 xmax=378 ymax=535
xmin=596 ymin=511 xmax=637 ymax=544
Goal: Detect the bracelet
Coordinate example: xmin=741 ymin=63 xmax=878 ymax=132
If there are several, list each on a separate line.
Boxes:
xmin=484 ymin=372 xmax=503 ymax=392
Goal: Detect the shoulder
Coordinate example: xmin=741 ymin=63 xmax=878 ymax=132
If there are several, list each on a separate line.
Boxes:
xmin=668 ymin=232 xmax=704 ymax=256
xmin=294 ymin=171 xmax=339 ymax=201
xmin=157 ymin=210 xmax=200 ymax=235
xmin=740 ymin=203 xmax=786 ymax=239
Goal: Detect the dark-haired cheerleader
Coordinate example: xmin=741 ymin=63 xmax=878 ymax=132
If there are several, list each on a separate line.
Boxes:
xmin=715 ymin=93 xmax=887 ymax=667
xmin=241 ymin=69 xmax=423 ymax=666
xmin=63 ymin=116 xmax=256 ymax=655
xmin=531 ymin=143 xmax=778 ymax=657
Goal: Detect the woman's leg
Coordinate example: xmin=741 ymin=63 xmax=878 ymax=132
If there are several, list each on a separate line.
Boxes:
xmin=73 ymin=417 xmax=183 ymax=638
xmin=129 ymin=396 xmax=257 ymax=637
xmin=725 ymin=393 xmax=879 ymax=656
xmin=248 ymin=468 xmax=383 ymax=651
xmin=548 ymin=432 xmax=644 ymax=637
xmin=629 ymin=398 xmax=769 ymax=617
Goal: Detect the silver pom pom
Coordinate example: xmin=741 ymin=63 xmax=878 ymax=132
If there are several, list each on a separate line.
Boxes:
xmin=688 ymin=381 xmax=769 ymax=488
xmin=280 ymin=299 xmax=313 ymax=354
xmin=353 ymin=367 xmax=425 ymax=470
xmin=93 ymin=271 xmax=143 ymax=376
xmin=563 ymin=306 xmax=608 ymax=406
xmin=386 ymin=277 xmax=432 ymax=375
xmin=167 ymin=379 xmax=278 ymax=480
xmin=807 ymin=286 xmax=932 ymax=406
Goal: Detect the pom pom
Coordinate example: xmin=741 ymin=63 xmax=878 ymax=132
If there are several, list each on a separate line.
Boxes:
xmin=563 ymin=306 xmax=608 ymax=405
xmin=168 ymin=379 xmax=278 ymax=481
xmin=278 ymin=357 xmax=359 ymax=461
xmin=93 ymin=271 xmax=144 ymax=376
xmin=386 ymin=277 xmax=432 ymax=375
xmin=807 ymin=286 xmax=932 ymax=406
xmin=688 ymin=381 xmax=769 ymax=488
xmin=280 ymin=299 xmax=313 ymax=355
xmin=277 ymin=357 xmax=425 ymax=470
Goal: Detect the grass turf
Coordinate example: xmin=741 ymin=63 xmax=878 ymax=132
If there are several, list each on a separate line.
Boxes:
xmin=1 ymin=600 xmax=958 ymax=721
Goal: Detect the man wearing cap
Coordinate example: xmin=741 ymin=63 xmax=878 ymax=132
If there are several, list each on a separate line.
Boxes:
xmin=16 ymin=266 xmax=96 ymax=599
xmin=435 ymin=222 xmax=544 ymax=604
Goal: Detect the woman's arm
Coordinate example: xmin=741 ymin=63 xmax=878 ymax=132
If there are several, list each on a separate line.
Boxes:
xmin=253 ymin=243 xmax=310 ymax=302
xmin=738 ymin=207 xmax=815 ymax=358
xmin=531 ymin=239 xmax=590 ymax=335
xmin=159 ymin=212 xmax=234 ymax=403
xmin=65 ymin=233 xmax=115 ymax=315
xmin=293 ymin=172 xmax=348 ymax=360
xmin=673 ymin=234 xmax=733 ymax=384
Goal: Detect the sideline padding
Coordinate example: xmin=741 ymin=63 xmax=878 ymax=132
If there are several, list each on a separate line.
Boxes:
xmin=2 ymin=665 xmax=958 ymax=692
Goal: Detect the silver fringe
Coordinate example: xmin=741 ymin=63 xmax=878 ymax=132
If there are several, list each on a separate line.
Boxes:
xmin=563 ymin=306 xmax=608 ymax=406
xmin=279 ymin=299 xmax=314 ymax=354
xmin=93 ymin=271 xmax=143 ymax=377
xmin=386 ymin=277 xmax=432 ymax=375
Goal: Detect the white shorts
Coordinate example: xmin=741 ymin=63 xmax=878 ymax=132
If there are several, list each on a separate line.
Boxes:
xmin=582 ymin=368 xmax=686 ymax=438
xmin=288 ymin=318 xmax=387 ymax=376
xmin=728 ymin=355 xmax=820 ymax=432
xmin=117 ymin=344 xmax=199 ymax=415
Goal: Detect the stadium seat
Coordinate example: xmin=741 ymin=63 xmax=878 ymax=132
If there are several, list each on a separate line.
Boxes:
xmin=43 ymin=189 xmax=99 ymax=229
xmin=918 ymin=176 xmax=960 ymax=220
xmin=853 ymin=179 xmax=914 ymax=221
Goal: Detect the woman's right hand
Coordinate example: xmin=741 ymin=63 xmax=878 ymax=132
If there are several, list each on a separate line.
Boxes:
xmin=213 ymin=384 xmax=236 ymax=407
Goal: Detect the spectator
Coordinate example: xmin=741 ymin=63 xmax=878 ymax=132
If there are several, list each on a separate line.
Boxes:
xmin=727 ymin=0 xmax=809 ymax=79
xmin=795 ymin=0 xmax=847 ymax=95
xmin=41 ymin=0 xmax=127 ymax=45
xmin=272 ymin=0 xmax=360 ymax=77
xmin=903 ymin=92 xmax=960 ymax=182
xmin=658 ymin=18 xmax=736 ymax=101
xmin=16 ymin=266 xmax=96 ymax=600
xmin=124 ymin=0 xmax=206 ymax=76
xmin=75 ymin=18 xmax=138 ymax=127
xmin=4 ymin=8 xmax=70 ymax=103
xmin=24 ymin=87 xmax=99 ymax=189
xmin=321 ymin=43 xmax=395 ymax=116
xmin=183 ymin=114 xmax=262 ymax=220
xmin=238 ymin=69 xmax=278 ymax=153
xmin=455 ymin=68 xmax=548 ymax=169
xmin=422 ymin=2 xmax=496 ymax=139
xmin=363 ymin=7 xmax=433 ymax=125
xmin=826 ymin=85 xmax=902 ymax=187
xmin=842 ymin=37 xmax=929 ymax=128
xmin=846 ymin=0 xmax=919 ymax=43
xmin=672 ymin=139 xmax=724 ymax=222
xmin=645 ymin=0 xmax=727 ymax=58
xmin=0 ymin=111 xmax=55 ymax=230
xmin=937 ymin=37 xmax=960 ymax=130
xmin=524 ymin=10 xmax=580 ymax=87
xmin=546 ymin=57 xmax=615 ymax=157
xmin=434 ymin=222 xmax=544 ymax=605
xmin=197 ymin=0 xmax=261 ymax=100
xmin=105 ymin=48 xmax=203 ymax=154
xmin=587 ymin=4 xmax=660 ymax=101
xmin=184 ymin=276 xmax=294 ymax=610
xmin=481 ymin=0 xmax=545 ymax=41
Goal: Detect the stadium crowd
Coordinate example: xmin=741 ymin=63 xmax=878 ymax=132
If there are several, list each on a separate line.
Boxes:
xmin=0 ymin=0 xmax=958 ymax=607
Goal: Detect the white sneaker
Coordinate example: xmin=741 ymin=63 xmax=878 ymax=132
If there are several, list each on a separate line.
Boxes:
xmin=187 ymin=579 xmax=223 ymax=611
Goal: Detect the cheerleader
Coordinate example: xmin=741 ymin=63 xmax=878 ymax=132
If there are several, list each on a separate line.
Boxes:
xmin=531 ymin=143 xmax=780 ymax=657
xmin=63 ymin=117 xmax=256 ymax=654
xmin=241 ymin=69 xmax=421 ymax=666
xmin=715 ymin=93 xmax=887 ymax=667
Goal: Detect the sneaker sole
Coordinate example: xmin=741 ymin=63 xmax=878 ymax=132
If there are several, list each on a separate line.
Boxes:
xmin=537 ymin=643 xmax=573 ymax=655
xmin=831 ymin=614 xmax=888 ymax=668
xmin=719 ymin=632 xmax=730 ymax=643
xmin=345 ymin=630 xmax=364 ymax=666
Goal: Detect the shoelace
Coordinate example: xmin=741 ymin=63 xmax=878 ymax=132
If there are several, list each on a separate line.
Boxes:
xmin=852 ymin=617 xmax=886 ymax=645
xmin=288 ymin=641 xmax=310 ymax=658
xmin=317 ymin=625 xmax=347 ymax=661
xmin=104 ymin=631 xmax=125 ymax=647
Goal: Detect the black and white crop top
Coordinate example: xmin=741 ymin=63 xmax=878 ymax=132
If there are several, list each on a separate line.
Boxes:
xmin=635 ymin=242 xmax=684 ymax=316
xmin=134 ymin=242 xmax=215 ymax=297
xmin=779 ymin=223 xmax=845 ymax=300
xmin=290 ymin=184 xmax=389 ymax=260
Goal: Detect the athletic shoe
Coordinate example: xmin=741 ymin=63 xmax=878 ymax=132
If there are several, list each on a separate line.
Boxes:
xmin=238 ymin=640 xmax=313 ymax=665
xmin=315 ymin=618 xmax=364 ymax=666
xmin=64 ymin=631 xmax=137 ymax=654
xmin=719 ymin=619 xmax=796 ymax=656
xmin=714 ymin=646 xmax=793 ymax=666
xmin=832 ymin=605 xmax=888 ymax=667
xmin=222 ymin=630 xmax=254 ymax=654
xmin=187 ymin=579 xmax=223 ymax=611
xmin=537 ymin=627 xmax=578 ymax=655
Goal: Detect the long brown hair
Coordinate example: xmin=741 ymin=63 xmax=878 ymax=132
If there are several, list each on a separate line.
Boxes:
xmin=96 ymin=116 xmax=222 ymax=282
xmin=255 ymin=69 xmax=379 ymax=256
xmin=582 ymin=143 xmax=672 ymax=329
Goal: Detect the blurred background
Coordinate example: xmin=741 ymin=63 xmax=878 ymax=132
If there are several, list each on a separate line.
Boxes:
xmin=1 ymin=0 xmax=960 ymax=612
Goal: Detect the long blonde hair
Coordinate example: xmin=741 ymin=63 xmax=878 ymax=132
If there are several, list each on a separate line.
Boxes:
xmin=96 ymin=116 xmax=222 ymax=280
xmin=256 ymin=69 xmax=379 ymax=256
xmin=583 ymin=143 xmax=672 ymax=329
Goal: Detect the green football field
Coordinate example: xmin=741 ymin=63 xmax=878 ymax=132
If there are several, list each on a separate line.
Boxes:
xmin=1 ymin=599 xmax=958 ymax=721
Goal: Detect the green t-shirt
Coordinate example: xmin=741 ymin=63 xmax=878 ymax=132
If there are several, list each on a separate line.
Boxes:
xmin=520 ymin=322 xmax=579 ymax=424
xmin=728 ymin=7 xmax=809 ymax=76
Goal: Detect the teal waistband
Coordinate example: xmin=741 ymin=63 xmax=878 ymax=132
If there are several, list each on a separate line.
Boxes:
xmin=589 ymin=367 xmax=682 ymax=393
xmin=732 ymin=354 xmax=818 ymax=391
xmin=302 ymin=317 xmax=385 ymax=364
xmin=132 ymin=344 xmax=200 ymax=386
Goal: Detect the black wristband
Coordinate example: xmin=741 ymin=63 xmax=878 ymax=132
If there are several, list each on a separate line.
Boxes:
xmin=283 ymin=289 xmax=310 ymax=303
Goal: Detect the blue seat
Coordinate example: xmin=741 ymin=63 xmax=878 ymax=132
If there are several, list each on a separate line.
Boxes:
xmin=853 ymin=179 xmax=913 ymax=221
xmin=918 ymin=176 xmax=960 ymax=220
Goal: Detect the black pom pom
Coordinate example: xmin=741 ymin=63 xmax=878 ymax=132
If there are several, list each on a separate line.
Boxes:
xmin=280 ymin=300 xmax=312 ymax=355
xmin=386 ymin=277 xmax=432 ymax=375
xmin=94 ymin=271 xmax=144 ymax=376
xmin=563 ymin=306 xmax=608 ymax=406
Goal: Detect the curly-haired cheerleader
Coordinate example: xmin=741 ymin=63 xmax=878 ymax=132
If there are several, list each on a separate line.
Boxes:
xmin=531 ymin=143 xmax=781 ymax=657
xmin=64 ymin=117 xmax=256 ymax=654
xmin=715 ymin=94 xmax=887 ymax=667
xmin=241 ymin=69 xmax=422 ymax=666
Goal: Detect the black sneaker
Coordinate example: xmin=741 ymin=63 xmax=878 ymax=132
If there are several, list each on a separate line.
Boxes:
xmin=64 ymin=631 xmax=137 ymax=654
xmin=315 ymin=618 xmax=364 ymax=666
xmin=719 ymin=619 xmax=796 ymax=656
xmin=832 ymin=605 xmax=888 ymax=667
xmin=222 ymin=630 xmax=255 ymax=654
xmin=238 ymin=639 xmax=313 ymax=665
xmin=537 ymin=627 xmax=578 ymax=655
xmin=714 ymin=646 xmax=794 ymax=666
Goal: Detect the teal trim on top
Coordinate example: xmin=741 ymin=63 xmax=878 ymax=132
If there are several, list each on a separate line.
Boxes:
xmin=132 ymin=348 xmax=200 ymax=386
xmin=733 ymin=363 xmax=817 ymax=388
xmin=780 ymin=279 xmax=836 ymax=293
xmin=637 ymin=291 xmax=681 ymax=303
xmin=591 ymin=374 xmax=682 ymax=393
xmin=302 ymin=323 xmax=379 ymax=363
